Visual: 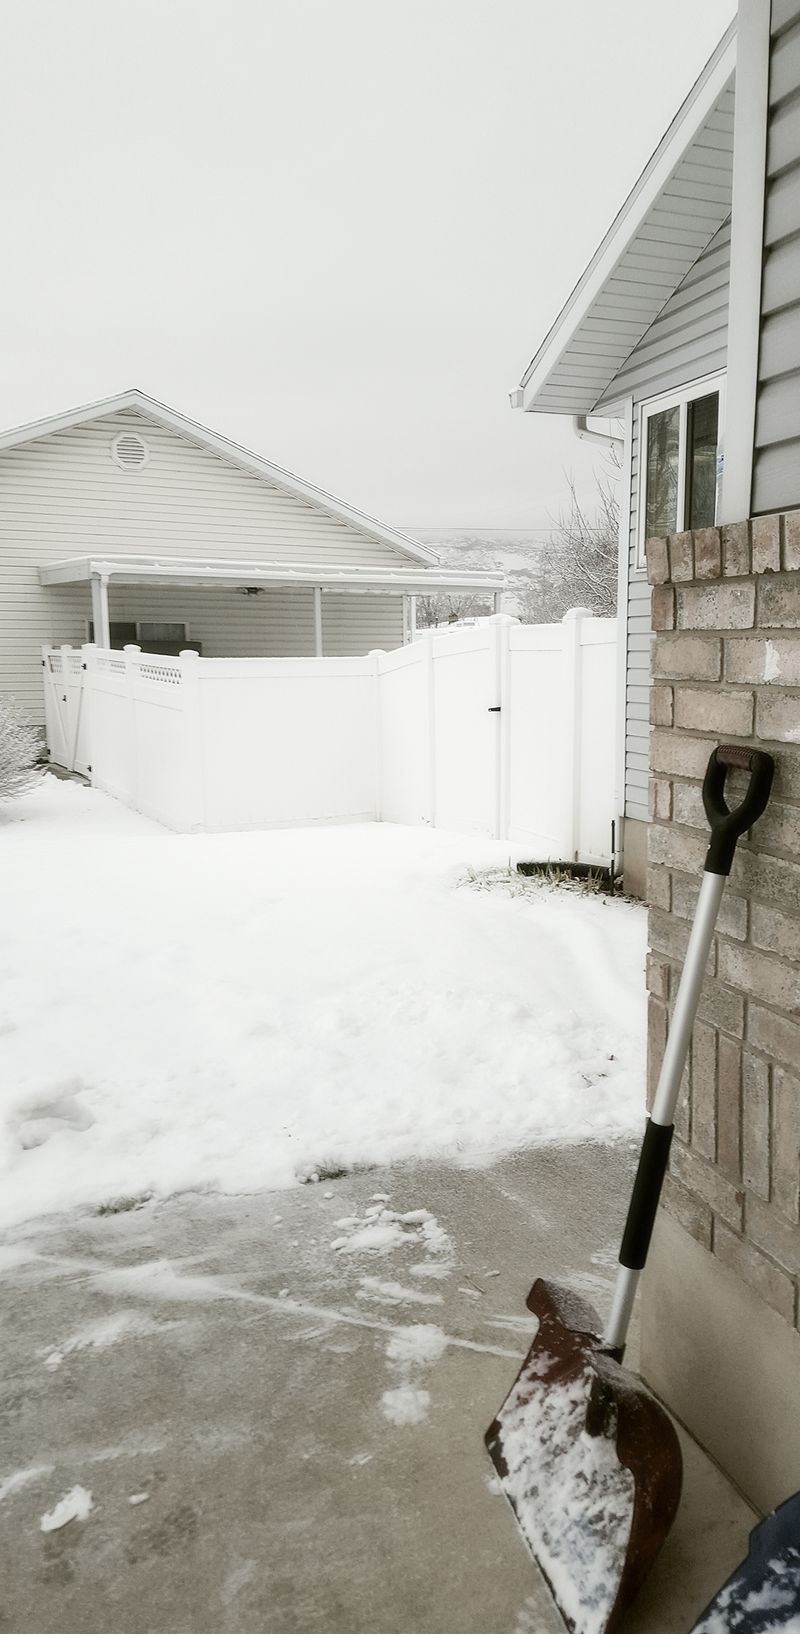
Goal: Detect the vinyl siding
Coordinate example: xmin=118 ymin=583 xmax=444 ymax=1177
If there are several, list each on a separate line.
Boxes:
xmin=594 ymin=220 xmax=731 ymax=822
xmin=0 ymin=410 xmax=413 ymax=721
xmin=753 ymin=3 xmax=800 ymax=512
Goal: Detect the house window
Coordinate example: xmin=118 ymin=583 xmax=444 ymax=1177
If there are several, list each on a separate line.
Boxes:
xmin=639 ymin=378 xmax=724 ymax=565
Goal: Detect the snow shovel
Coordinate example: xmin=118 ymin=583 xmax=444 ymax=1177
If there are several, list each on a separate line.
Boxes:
xmin=486 ymin=744 xmax=776 ymax=1634
xmin=689 ymin=1490 xmax=800 ymax=1632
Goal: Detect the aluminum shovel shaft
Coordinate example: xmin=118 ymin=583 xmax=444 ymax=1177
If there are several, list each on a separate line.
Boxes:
xmin=604 ymin=744 xmax=774 ymax=1355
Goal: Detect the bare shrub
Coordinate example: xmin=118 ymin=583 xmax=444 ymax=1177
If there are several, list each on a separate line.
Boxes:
xmin=0 ymin=698 xmax=43 ymax=801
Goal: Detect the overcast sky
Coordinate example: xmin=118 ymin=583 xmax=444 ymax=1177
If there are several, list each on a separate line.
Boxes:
xmin=1 ymin=0 xmax=735 ymax=534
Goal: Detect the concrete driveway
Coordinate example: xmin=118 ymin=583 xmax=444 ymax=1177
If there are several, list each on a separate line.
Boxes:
xmin=1 ymin=1145 xmax=754 ymax=1634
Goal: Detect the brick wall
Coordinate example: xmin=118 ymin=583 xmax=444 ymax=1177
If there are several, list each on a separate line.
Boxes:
xmin=645 ymin=514 xmax=800 ymax=1332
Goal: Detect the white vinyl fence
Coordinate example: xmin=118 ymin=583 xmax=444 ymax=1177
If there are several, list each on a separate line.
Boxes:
xmin=42 ymin=612 xmax=619 ymax=862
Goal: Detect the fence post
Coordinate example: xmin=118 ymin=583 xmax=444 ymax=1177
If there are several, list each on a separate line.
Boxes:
xmin=179 ymin=649 xmax=206 ymax=831
xmin=560 ymin=608 xmax=591 ymax=861
xmin=423 ymin=631 xmax=436 ymax=827
xmin=80 ymin=644 xmax=96 ymax=781
xmin=123 ymin=645 xmax=141 ymax=811
xmin=488 ymin=615 xmax=515 ymax=840
xmin=368 ymin=649 xmax=384 ymax=822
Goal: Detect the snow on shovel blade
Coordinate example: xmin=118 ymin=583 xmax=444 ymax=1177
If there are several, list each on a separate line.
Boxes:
xmin=486 ymin=1278 xmax=682 ymax=1634
xmin=689 ymin=1491 xmax=800 ymax=1633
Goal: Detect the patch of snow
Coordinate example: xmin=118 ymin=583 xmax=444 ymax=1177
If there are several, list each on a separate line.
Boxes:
xmin=330 ymin=1220 xmax=414 ymax=1255
xmin=128 ymin=1492 xmax=150 ymax=1505
xmin=0 ymin=782 xmax=646 ymax=1229
xmin=0 ymin=1464 xmax=54 ymax=1503
xmin=693 ymin=1544 xmax=800 ymax=1634
xmin=409 ymin=1262 xmax=452 ymax=1281
xmin=40 ymin=1485 xmax=93 ymax=1531
xmin=381 ymin=1386 xmax=431 ymax=1426
xmin=494 ymin=1365 xmax=634 ymax=1634
xmin=41 ymin=1309 xmax=181 ymax=1368
xmin=357 ymin=1276 xmax=443 ymax=1307
xmin=385 ymin=1324 xmax=447 ymax=1366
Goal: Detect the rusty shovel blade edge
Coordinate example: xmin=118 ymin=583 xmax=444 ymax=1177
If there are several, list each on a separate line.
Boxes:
xmin=486 ymin=1279 xmax=682 ymax=1634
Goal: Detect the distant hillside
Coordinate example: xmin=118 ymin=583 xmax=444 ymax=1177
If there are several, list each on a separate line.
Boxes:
xmin=414 ymin=532 xmax=547 ymax=619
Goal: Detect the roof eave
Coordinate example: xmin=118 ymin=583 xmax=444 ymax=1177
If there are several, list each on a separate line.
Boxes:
xmin=516 ymin=22 xmax=737 ymax=415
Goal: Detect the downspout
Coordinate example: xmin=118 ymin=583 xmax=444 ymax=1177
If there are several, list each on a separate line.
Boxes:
xmin=572 ymin=414 xmax=622 ymax=452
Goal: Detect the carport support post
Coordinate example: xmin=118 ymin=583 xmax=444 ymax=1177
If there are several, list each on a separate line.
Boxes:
xmin=313 ymin=587 xmax=323 ymax=656
xmin=90 ymin=572 xmax=111 ymax=650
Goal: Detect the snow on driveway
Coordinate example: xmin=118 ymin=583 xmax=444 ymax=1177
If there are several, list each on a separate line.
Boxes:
xmin=0 ymin=778 xmax=646 ymax=1229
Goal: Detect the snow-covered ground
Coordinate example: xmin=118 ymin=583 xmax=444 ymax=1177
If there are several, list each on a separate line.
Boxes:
xmin=0 ymin=777 xmax=647 ymax=1230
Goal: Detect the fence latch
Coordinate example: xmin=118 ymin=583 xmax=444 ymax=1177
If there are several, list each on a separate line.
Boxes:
xmin=487 ymin=705 xmax=501 ymax=713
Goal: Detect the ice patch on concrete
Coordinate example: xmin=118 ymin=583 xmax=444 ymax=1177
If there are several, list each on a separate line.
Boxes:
xmin=40 ymin=1485 xmax=93 ymax=1531
xmin=41 ymin=1308 xmax=186 ymax=1368
xmin=0 ymin=1464 xmax=54 ymax=1504
xmin=381 ymin=1386 xmax=431 ymax=1426
xmin=357 ymin=1276 xmax=443 ymax=1307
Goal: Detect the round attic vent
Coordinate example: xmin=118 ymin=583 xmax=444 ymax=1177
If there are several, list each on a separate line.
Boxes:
xmin=111 ymin=431 xmax=149 ymax=470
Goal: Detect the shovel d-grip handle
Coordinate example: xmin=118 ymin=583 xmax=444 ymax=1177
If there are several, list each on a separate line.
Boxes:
xmin=604 ymin=744 xmax=775 ymax=1353
xmin=703 ymin=745 xmax=775 ymax=876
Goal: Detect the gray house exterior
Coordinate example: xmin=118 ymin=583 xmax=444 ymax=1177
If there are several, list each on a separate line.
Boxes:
xmin=517 ymin=0 xmax=800 ymax=1510
xmin=514 ymin=24 xmax=736 ymax=894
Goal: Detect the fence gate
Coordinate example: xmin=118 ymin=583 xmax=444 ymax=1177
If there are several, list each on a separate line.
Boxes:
xmin=42 ymin=646 xmax=91 ymax=775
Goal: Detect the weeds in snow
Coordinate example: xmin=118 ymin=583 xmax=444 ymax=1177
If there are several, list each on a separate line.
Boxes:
xmin=95 ymin=1191 xmax=153 ymax=1216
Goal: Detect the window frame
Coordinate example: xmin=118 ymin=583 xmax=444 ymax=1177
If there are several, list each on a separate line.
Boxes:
xmin=637 ymin=371 xmax=726 ymax=569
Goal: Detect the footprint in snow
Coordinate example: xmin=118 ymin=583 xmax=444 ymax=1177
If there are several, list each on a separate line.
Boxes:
xmin=12 ymin=1078 xmax=94 ymax=1150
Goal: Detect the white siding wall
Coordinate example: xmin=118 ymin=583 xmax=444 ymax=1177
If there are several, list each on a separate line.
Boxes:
xmin=594 ymin=220 xmax=731 ymax=821
xmin=0 ymin=410 xmax=412 ymax=721
xmin=753 ymin=2 xmax=800 ymax=512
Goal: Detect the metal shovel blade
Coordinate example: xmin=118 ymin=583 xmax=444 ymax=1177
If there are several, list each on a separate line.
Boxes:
xmin=689 ymin=1491 xmax=800 ymax=1632
xmin=486 ymin=1278 xmax=682 ymax=1634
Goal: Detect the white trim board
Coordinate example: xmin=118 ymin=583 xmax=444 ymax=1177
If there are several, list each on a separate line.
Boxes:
xmin=0 ymin=389 xmax=439 ymax=569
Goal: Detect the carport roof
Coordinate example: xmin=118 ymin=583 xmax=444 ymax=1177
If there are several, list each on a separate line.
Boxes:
xmin=39 ymin=553 xmax=505 ymax=597
xmin=515 ymin=23 xmax=736 ymax=416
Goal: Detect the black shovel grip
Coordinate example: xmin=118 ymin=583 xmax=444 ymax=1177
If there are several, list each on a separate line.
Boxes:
xmin=702 ymin=745 xmax=774 ymax=876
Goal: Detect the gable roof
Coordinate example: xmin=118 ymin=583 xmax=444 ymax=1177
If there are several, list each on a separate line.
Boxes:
xmin=515 ymin=22 xmax=736 ymax=416
xmin=0 ymin=389 xmax=438 ymax=567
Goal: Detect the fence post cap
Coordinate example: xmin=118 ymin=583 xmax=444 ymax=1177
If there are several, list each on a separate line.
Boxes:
xmin=488 ymin=613 xmax=519 ymax=625
xmin=179 ymin=648 xmax=200 ymax=659
xmin=122 ymin=644 xmax=141 ymax=654
xmin=561 ymin=606 xmax=594 ymax=623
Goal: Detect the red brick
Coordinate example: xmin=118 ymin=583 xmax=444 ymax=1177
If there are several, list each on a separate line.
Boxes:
xmin=756 ymin=691 xmax=800 ymax=745
xmin=649 ymin=778 xmax=672 ymax=821
xmin=724 ymin=636 xmax=800 ymax=686
xmin=747 ymin=1194 xmax=800 ymax=1274
xmin=673 ymin=686 xmax=754 ymax=738
xmin=645 ymin=535 xmax=670 ymax=585
xmin=783 ymin=510 xmax=800 ymax=573
xmin=646 ymin=867 xmax=671 ymax=911
xmin=669 ymin=531 xmax=694 ymax=583
xmin=660 ymin=1172 xmax=712 ymax=1248
xmin=653 ymin=635 xmax=722 ymax=681
xmin=752 ymin=514 xmax=782 ymax=575
xmin=691 ymin=1022 xmax=717 ymax=1161
xmin=651 ymin=584 xmax=676 ymax=631
xmin=717 ymin=1035 xmax=742 ymax=1180
xmin=742 ymin=1051 xmax=771 ymax=1200
xmin=693 ymin=527 xmax=722 ymax=579
xmin=647 ymin=995 xmax=668 ymax=1113
xmin=650 ymin=685 xmax=674 ymax=728
xmin=747 ymin=1003 xmax=800 ymax=1070
xmin=759 ymin=576 xmax=800 ymax=627
xmin=773 ymin=1067 xmax=800 ymax=1224
xmin=650 ymin=730 xmax=717 ymax=780
xmin=677 ymin=582 xmax=755 ymax=632
xmin=722 ymin=520 xmax=751 ymax=577
xmin=669 ymin=1141 xmax=744 ymax=1229
xmin=714 ymin=1221 xmax=796 ymax=1322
